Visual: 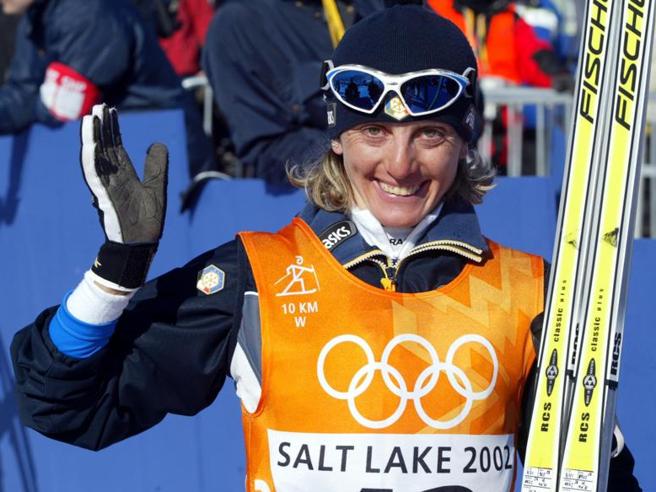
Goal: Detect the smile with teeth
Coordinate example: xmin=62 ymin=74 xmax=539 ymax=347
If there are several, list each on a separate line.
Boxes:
xmin=379 ymin=181 xmax=421 ymax=196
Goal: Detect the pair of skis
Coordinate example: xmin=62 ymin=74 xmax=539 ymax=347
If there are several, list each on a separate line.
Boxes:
xmin=521 ymin=0 xmax=655 ymax=490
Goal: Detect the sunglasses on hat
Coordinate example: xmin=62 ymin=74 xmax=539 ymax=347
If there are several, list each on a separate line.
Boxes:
xmin=321 ymin=60 xmax=475 ymax=117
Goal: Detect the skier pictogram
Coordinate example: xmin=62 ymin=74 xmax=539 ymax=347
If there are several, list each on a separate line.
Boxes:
xmin=274 ymin=256 xmax=320 ymax=297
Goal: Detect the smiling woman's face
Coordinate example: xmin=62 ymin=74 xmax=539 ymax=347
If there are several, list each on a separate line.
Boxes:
xmin=332 ymin=120 xmax=467 ymax=228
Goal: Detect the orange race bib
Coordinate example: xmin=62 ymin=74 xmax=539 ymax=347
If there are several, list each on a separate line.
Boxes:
xmin=238 ymin=218 xmax=543 ymax=492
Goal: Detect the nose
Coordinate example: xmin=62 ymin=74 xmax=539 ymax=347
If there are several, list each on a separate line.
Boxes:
xmin=385 ymin=136 xmax=415 ymax=180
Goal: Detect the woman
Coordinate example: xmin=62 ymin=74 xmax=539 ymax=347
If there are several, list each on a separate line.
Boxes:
xmin=10 ymin=5 xmax=639 ymax=491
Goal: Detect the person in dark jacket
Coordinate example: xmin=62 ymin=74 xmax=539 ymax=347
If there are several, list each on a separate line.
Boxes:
xmin=202 ymin=0 xmax=384 ymax=186
xmin=0 ymin=9 xmax=21 ymax=81
xmin=0 ymin=0 xmax=214 ymax=181
xmin=11 ymin=6 xmax=641 ymax=491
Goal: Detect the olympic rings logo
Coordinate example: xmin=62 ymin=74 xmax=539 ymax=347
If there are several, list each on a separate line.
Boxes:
xmin=317 ymin=333 xmax=498 ymax=429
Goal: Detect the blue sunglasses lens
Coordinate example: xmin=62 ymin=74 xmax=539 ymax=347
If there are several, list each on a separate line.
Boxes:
xmin=401 ymin=75 xmax=463 ymax=113
xmin=329 ymin=70 xmax=385 ymax=111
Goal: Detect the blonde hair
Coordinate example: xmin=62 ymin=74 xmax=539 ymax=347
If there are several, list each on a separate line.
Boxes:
xmin=288 ymin=146 xmax=495 ymax=212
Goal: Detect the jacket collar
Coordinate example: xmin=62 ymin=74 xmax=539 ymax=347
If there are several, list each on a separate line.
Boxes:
xmin=298 ymin=197 xmax=489 ymax=265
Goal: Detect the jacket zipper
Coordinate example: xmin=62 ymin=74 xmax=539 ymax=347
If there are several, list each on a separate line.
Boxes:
xmin=343 ymin=240 xmax=484 ymax=292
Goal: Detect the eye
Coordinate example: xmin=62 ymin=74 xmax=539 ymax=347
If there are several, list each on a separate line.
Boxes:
xmin=418 ymin=126 xmax=447 ymax=140
xmin=362 ymin=125 xmax=384 ymax=137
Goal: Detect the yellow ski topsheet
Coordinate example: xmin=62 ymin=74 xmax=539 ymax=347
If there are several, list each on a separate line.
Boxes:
xmin=559 ymin=0 xmax=655 ymax=490
xmin=521 ymin=0 xmax=616 ymax=490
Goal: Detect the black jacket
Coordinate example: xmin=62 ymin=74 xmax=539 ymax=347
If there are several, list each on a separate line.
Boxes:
xmin=10 ymin=198 xmax=640 ymax=489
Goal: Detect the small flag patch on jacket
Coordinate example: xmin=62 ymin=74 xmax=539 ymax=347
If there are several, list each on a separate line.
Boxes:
xmin=197 ymin=264 xmax=225 ymax=295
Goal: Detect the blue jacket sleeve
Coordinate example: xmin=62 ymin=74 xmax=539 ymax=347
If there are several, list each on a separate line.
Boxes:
xmin=0 ymin=0 xmax=135 ymax=134
xmin=48 ymin=292 xmax=118 ymax=359
xmin=47 ymin=0 xmax=132 ymax=88
xmin=0 ymin=19 xmax=51 ymax=134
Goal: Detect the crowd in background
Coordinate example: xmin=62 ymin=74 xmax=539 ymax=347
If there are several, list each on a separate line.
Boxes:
xmin=0 ymin=0 xmax=616 ymax=210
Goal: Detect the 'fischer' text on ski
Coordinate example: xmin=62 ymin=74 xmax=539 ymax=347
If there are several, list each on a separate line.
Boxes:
xmin=580 ymin=0 xmax=610 ymax=124
xmin=615 ymin=0 xmax=646 ymax=130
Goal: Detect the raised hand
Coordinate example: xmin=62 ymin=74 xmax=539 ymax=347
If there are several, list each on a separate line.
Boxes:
xmin=80 ymin=104 xmax=169 ymax=290
xmin=81 ymin=104 xmax=168 ymax=244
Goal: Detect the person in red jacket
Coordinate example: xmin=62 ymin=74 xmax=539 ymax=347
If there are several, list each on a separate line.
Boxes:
xmin=159 ymin=0 xmax=214 ymax=77
xmin=427 ymin=0 xmax=570 ymax=89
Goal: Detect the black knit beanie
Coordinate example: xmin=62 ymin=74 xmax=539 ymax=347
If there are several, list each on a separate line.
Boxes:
xmin=325 ymin=5 xmax=481 ymax=142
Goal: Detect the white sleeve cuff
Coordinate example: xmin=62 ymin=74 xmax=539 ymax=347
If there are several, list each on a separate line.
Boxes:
xmin=66 ymin=270 xmax=136 ymax=325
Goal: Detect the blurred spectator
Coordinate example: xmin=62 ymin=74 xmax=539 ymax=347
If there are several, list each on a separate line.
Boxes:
xmin=514 ymin=0 xmax=579 ymax=70
xmin=427 ymin=0 xmax=572 ymax=91
xmin=203 ymin=0 xmax=384 ymax=186
xmin=132 ymin=0 xmax=215 ymax=77
xmin=0 ymin=10 xmax=21 ymax=81
xmin=159 ymin=0 xmax=215 ymax=77
xmin=0 ymin=0 xmax=215 ymax=187
xmin=428 ymin=0 xmax=573 ymax=173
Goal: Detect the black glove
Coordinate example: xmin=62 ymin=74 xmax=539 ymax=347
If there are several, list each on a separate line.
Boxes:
xmin=80 ymin=104 xmax=168 ymax=290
